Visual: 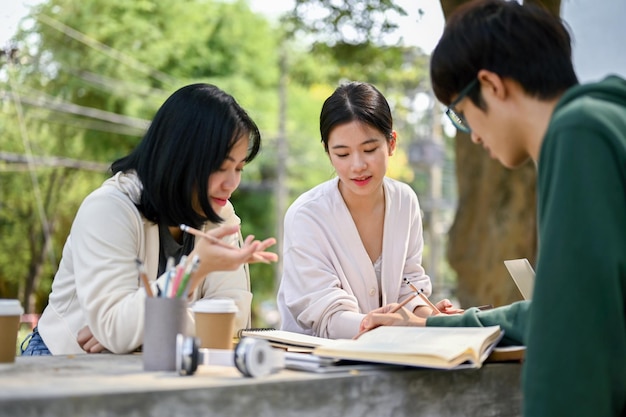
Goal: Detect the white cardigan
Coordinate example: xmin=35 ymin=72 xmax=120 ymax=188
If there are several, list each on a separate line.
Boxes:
xmin=277 ymin=177 xmax=431 ymax=339
xmin=38 ymin=171 xmax=252 ymax=355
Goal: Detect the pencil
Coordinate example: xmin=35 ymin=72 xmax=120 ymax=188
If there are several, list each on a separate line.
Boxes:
xmin=389 ymin=292 xmax=417 ymax=313
xmin=162 ymin=256 xmax=175 ymax=298
xmin=135 ymin=259 xmax=154 ymax=298
xmin=176 ymin=254 xmax=200 ymax=297
xmin=180 ymin=224 xmax=236 ymax=250
xmin=403 ymin=278 xmax=441 ymax=314
xmin=180 ymin=224 xmax=270 ymax=264
xmin=353 ymin=293 xmax=417 ymax=340
xmin=416 ymin=290 xmax=441 ymax=314
xmin=169 ymin=255 xmax=188 ymax=298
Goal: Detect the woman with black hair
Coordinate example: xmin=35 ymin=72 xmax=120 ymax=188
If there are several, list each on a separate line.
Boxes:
xmin=277 ymin=81 xmax=459 ymax=340
xmin=21 ymin=83 xmax=277 ymax=355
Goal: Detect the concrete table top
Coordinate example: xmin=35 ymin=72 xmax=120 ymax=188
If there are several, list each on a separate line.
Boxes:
xmin=0 ymin=353 xmax=522 ymax=417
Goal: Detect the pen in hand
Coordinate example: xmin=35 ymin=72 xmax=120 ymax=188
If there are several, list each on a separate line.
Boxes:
xmin=353 ymin=293 xmax=417 ymax=340
xmin=180 ymin=224 xmax=271 ymax=264
xmin=388 ymin=292 xmax=417 ymax=314
xmin=180 ymin=224 xmax=237 ymax=250
xmin=403 ymin=278 xmax=441 ymax=314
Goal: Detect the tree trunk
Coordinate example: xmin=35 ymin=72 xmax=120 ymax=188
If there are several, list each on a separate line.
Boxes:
xmin=22 ymin=169 xmax=68 ymax=313
xmin=448 ymin=135 xmax=537 ymax=307
xmin=440 ymin=0 xmax=560 ymax=307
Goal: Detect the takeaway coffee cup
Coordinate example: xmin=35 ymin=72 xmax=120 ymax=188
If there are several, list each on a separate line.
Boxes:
xmin=0 ymin=299 xmax=24 ymax=364
xmin=143 ymin=297 xmax=188 ymax=371
xmin=192 ymin=299 xmax=238 ymax=350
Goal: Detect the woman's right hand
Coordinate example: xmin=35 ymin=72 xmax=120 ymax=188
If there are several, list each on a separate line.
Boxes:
xmin=359 ymin=304 xmax=426 ymax=334
xmin=190 ymin=224 xmax=277 ymax=277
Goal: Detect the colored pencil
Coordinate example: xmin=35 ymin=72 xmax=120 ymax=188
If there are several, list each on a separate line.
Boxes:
xmin=135 ymin=259 xmax=154 ymax=298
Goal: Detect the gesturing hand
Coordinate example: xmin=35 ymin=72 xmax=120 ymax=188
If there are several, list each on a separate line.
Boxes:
xmin=182 ymin=224 xmax=278 ymax=294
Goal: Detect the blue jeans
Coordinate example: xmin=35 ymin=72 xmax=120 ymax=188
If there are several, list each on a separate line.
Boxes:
xmin=20 ymin=327 xmax=51 ymax=356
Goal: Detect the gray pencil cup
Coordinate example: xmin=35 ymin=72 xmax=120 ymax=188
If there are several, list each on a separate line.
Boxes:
xmin=143 ymin=297 xmax=188 ymax=371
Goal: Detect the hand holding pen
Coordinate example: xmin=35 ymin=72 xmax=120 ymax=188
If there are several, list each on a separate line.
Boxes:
xmin=355 ymin=280 xmax=465 ymax=338
xmin=402 ymin=278 xmax=441 ymax=315
xmin=357 ymin=299 xmax=428 ymax=336
xmin=402 ymin=278 xmax=464 ymax=316
xmin=353 ymin=293 xmax=419 ymax=340
xmin=180 ymin=224 xmax=278 ymax=273
xmin=136 ymin=225 xmax=278 ymax=299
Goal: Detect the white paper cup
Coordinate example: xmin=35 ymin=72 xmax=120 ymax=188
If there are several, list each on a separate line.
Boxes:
xmin=192 ymin=299 xmax=238 ymax=350
xmin=0 ymin=299 xmax=24 ymax=363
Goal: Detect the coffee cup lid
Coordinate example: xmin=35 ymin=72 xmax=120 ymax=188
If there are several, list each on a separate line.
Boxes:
xmin=192 ymin=298 xmax=238 ymax=313
xmin=0 ymin=299 xmax=24 ymax=316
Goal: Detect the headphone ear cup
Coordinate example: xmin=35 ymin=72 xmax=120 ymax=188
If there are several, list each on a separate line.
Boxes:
xmin=234 ymin=337 xmax=278 ymax=378
xmin=176 ymin=334 xmax=200 ymax=376
xmin=234 ymin=337 xmax=254 ymax=377
xmin=190 ymin=337 xmax=199 ymax=373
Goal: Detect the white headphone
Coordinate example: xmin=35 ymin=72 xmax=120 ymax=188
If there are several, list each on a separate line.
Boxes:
xmin=175 ymin=334 xmax=284 ymax=377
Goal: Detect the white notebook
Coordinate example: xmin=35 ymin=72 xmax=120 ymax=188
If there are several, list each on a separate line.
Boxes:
xmin=503 ymin=258 xmax=535 ymax=300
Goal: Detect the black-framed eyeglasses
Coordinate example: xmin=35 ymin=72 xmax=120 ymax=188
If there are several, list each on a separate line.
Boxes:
xmin=445 ymin=78 xmax=478 ymax=133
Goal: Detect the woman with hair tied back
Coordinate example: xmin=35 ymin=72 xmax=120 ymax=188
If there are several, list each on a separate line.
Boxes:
xmin=21 ymin=83 xmax=277 ymax=356
xmin=277 ymin=81 xmax=461 ymax=340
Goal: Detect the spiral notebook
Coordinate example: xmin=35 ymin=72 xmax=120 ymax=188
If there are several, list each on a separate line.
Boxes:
xmin=238 ymin=329 xmax=336 ymax=352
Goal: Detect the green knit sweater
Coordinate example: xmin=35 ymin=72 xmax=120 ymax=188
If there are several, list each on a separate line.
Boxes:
xmin=428 ymin=75 xmax=626 ymax=417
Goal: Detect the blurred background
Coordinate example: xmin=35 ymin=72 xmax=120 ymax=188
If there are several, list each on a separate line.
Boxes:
xmin=1 ymin=0 xmax=624 ymax=328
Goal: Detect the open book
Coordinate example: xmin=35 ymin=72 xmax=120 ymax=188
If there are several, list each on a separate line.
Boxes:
xmin=312 ymin=326 xmax=503 ymax=370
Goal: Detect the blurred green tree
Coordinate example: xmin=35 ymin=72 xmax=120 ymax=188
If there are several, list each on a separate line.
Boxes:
xmin=1 ymin=0 xmax=284 ymax=314
xmin=1 ymin=0 xmax=436 ymax=326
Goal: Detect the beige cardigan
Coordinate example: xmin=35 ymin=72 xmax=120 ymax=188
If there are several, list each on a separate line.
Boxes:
xmin=277 ymin=177 xmax=431 ymax=339
xmin=38 ymin=171 xmax=251 ymax=355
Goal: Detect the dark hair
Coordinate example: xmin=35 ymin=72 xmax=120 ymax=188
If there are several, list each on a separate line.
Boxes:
xmin=111 ymin=83 xmax=261 ymax=226
xmin=320 ymin=81 xmax=394 ymax=152
xmin=430 ymin=0 xmax=578 ymax=107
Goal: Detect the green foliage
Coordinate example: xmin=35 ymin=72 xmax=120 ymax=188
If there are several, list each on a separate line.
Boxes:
xmin=283 ymin=0 xmax=407 ymax=44
xmin=230 ymin=189 xmax=275 ymax=306
xmin=1 ymin=0 xmax=442 ymax=321
xmin=1 ymin=0 xmax=286 ymax=311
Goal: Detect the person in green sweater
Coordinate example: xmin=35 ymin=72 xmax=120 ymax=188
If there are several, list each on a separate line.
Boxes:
xmin=359 ymin=1 xmax=626 ymax=416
